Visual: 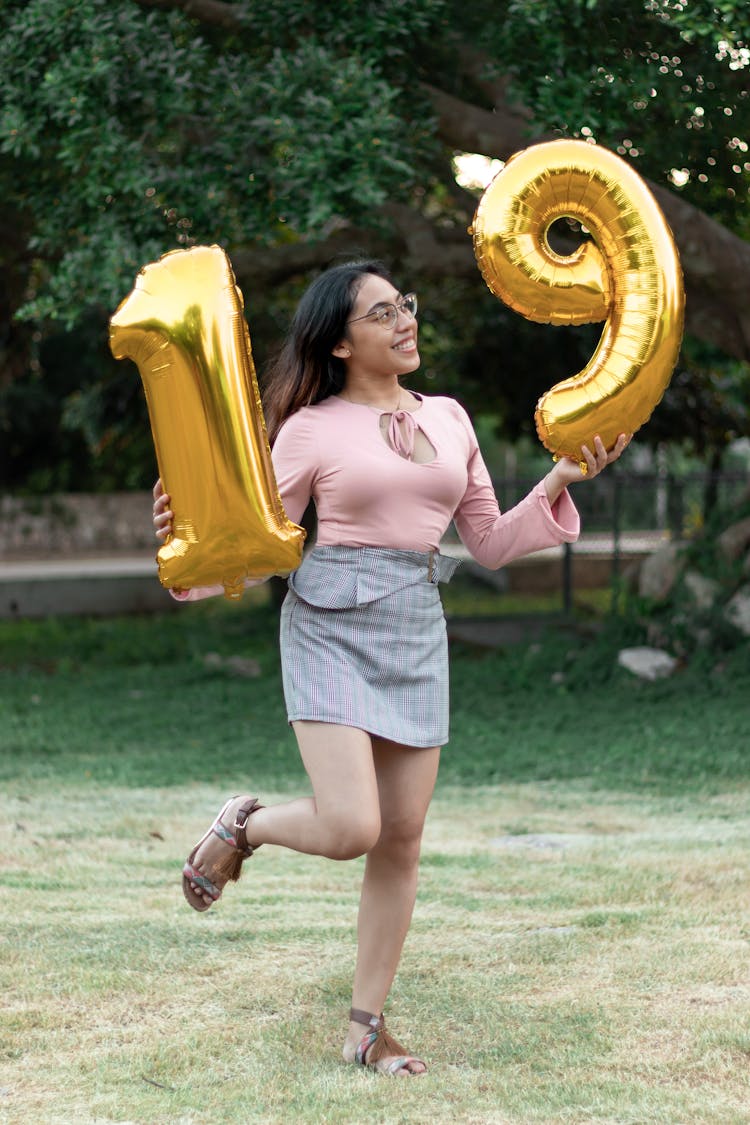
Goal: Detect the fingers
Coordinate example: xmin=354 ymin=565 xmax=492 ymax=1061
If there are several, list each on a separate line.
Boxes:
xmin=579 ymin=433 xmax=632 ymax=478
xmin=152 ymin=483 xmax=173 ymax=541
xmin=610 ymin=433 xmax=632 ymax=461
xmin=154 ymin=513 xmax=172 ymax=541
xmin=578 ymin=444 xmax=596 ymax=476
xmin=579 ymin=436 xmax=608 ymax=474
xmin=592 ymin=435 xmax=610 ymax=468
xmin=154 ymin=514 xmax=172 ymax=541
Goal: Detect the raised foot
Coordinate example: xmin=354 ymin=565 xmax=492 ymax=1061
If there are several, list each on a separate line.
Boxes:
xmin=182 ymin=794 xmax=263 ymax=912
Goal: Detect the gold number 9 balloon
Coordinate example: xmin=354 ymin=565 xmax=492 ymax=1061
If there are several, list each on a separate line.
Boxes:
xmin=471 ymin=138 xmax=685 ymax=464
xmin=109 ymin=245 xmax=305 ymax=598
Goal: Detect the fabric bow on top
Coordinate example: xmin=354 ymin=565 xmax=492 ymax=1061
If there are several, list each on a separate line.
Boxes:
xmin=387 ymin=409 xmax=419 ymax=460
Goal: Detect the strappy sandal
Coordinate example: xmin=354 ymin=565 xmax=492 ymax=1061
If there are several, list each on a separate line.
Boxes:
xmin=349 ymin=1008 xmax=427 ymax=1076
xmin=182 ymin=795 xmax=263 ymax=912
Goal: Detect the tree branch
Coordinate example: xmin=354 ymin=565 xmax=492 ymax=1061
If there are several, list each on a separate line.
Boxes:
xmin=229 ymin=211 xmax=477 ymax=299
xmin=133 ymin=0 xmax=244 ymax=29
xmin=421 ymin=80 xmax=750 ymax=362
xmin=229 ymin=224 xmax=401 ymax=288
xmin=230 ymin=182 xmax=750 ymax=365
xmin=419 ymin=81 xmax=539 ymax=160
xmin=125 ymin=14 xmax=750 ymax=360
xmin=648 ymin=181 xmax=750 ymax=363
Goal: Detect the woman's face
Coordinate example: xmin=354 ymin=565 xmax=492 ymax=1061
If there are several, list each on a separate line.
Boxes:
xmin=336 ymin=272 xmax=420 ymax=378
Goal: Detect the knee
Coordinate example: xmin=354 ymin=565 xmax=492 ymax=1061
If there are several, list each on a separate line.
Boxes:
xmin=375 ymin=816 xmax=426 ymax=865
xmin=324 ymin=813 xmax=381 ymax=861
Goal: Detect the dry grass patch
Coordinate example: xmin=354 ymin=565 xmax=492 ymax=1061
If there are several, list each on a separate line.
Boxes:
xmin=2 ymin=781 xmax=750 ymax=1124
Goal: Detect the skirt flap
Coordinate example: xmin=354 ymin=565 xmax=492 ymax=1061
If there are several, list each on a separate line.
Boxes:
xmin=287 ymin=546 xmax=459 ymax=608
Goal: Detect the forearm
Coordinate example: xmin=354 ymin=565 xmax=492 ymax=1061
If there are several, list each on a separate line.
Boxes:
xmin=455 ymin=480 xmax=580 ymax=569
xmin=543 ymin=460 xmax=571 ymax=507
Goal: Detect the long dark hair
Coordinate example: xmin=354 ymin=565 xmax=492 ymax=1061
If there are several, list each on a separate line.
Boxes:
xmin=262 ymin=259 xmax=392 ymax=444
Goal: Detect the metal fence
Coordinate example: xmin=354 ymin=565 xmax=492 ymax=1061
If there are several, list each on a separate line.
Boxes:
xmin=494 ymin=467 xmax=748 ymax=538
xmin=446 ymin=468 xmax=749 ymax=612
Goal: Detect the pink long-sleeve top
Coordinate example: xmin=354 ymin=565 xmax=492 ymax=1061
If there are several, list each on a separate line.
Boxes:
xmin=276 ymin=394 xmax=578 ymax=560
xmin=172 ymin=393 xmax=579 ymax=600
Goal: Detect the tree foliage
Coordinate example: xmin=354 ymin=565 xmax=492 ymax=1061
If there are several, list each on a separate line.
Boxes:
xmin=0 ymin=0 xmax=748 ymax=490
xmin=492 ymin=0 xmax=749 ymax=229
xmin=0 ymin=0 xmax=442 ymax=322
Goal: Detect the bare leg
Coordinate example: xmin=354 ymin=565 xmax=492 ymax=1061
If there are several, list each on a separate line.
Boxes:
xmin=184 ymin=725 xmax=439 ymax=1076
xmin=342 ymin=738 xmax=440 ymax=1076
xmin=184 ymin=722 xmax=382 ymax=903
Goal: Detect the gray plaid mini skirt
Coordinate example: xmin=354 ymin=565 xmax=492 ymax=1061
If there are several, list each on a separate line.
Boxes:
xmin=279 ymin=546 xmax=461 ymax=748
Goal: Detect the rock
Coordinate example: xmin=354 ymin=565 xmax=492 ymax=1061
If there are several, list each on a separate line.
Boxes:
xmin=723 ymin=585 xmax=750 ymax=637
xmin=617 ymin=646 xmax=678 ymax=680
xmin=203 ymin=652 xmax=261 ymax=677
xmin=224 ymin=655 xmax=262 ymax=678
xmin=638 ymin=542 xmax=682 ymax=602
xmin=717 ymin=517 xmax=750 ymax=562
xmin=683 ymin=570 xmax=720 ymax=611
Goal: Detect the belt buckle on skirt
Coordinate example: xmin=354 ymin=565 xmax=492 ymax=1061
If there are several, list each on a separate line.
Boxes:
xmin=427 ymin=549 xmax=437 ymax=583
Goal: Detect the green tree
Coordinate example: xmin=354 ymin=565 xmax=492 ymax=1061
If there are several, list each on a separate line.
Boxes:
xmin=0 ymin=0 xmax=748 ymax=489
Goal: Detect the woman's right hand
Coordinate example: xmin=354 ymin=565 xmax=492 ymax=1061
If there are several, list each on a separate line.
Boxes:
xmin=152 ymin=478 xmax=173 ymax=541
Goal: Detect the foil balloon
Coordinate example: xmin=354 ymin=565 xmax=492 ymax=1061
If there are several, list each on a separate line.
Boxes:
xmin=109 ymin=245 xmax=305 ymax=598
xmin=471 ymin=138 xmax=685 ymax=464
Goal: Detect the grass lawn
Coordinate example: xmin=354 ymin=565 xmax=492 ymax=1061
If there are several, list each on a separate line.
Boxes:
xmin=2 ymin=596 xmax=749 ymax=1124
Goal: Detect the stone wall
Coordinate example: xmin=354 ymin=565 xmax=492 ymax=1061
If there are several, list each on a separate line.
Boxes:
xmin=0 ymin=493 xmax=155 ymax=558
xmin=1 ymin=492 xmax=644 ymax=597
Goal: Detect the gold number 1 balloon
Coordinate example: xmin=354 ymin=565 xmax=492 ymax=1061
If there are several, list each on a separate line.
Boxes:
xmin=109 ymin=245 xmax=305 ymax=598
xmin=471 ymin=139 xmax=685 ymax=464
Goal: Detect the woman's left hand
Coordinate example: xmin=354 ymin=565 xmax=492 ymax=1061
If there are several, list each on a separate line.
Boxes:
xmin=545 ymin=433 xmax=631 ymax=502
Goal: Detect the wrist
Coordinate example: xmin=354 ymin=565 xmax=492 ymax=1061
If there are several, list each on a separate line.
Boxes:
xmin=544 ymin=461 xmax=567 ymax=505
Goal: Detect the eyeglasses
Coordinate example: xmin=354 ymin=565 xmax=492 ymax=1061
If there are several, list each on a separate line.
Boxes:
xmin=347 ymin=292 xmax=418 ymax=330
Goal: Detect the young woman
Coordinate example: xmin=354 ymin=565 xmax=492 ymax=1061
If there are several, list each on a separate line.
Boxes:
xmin=153 ymin=259 xmax=629 ymax=1077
